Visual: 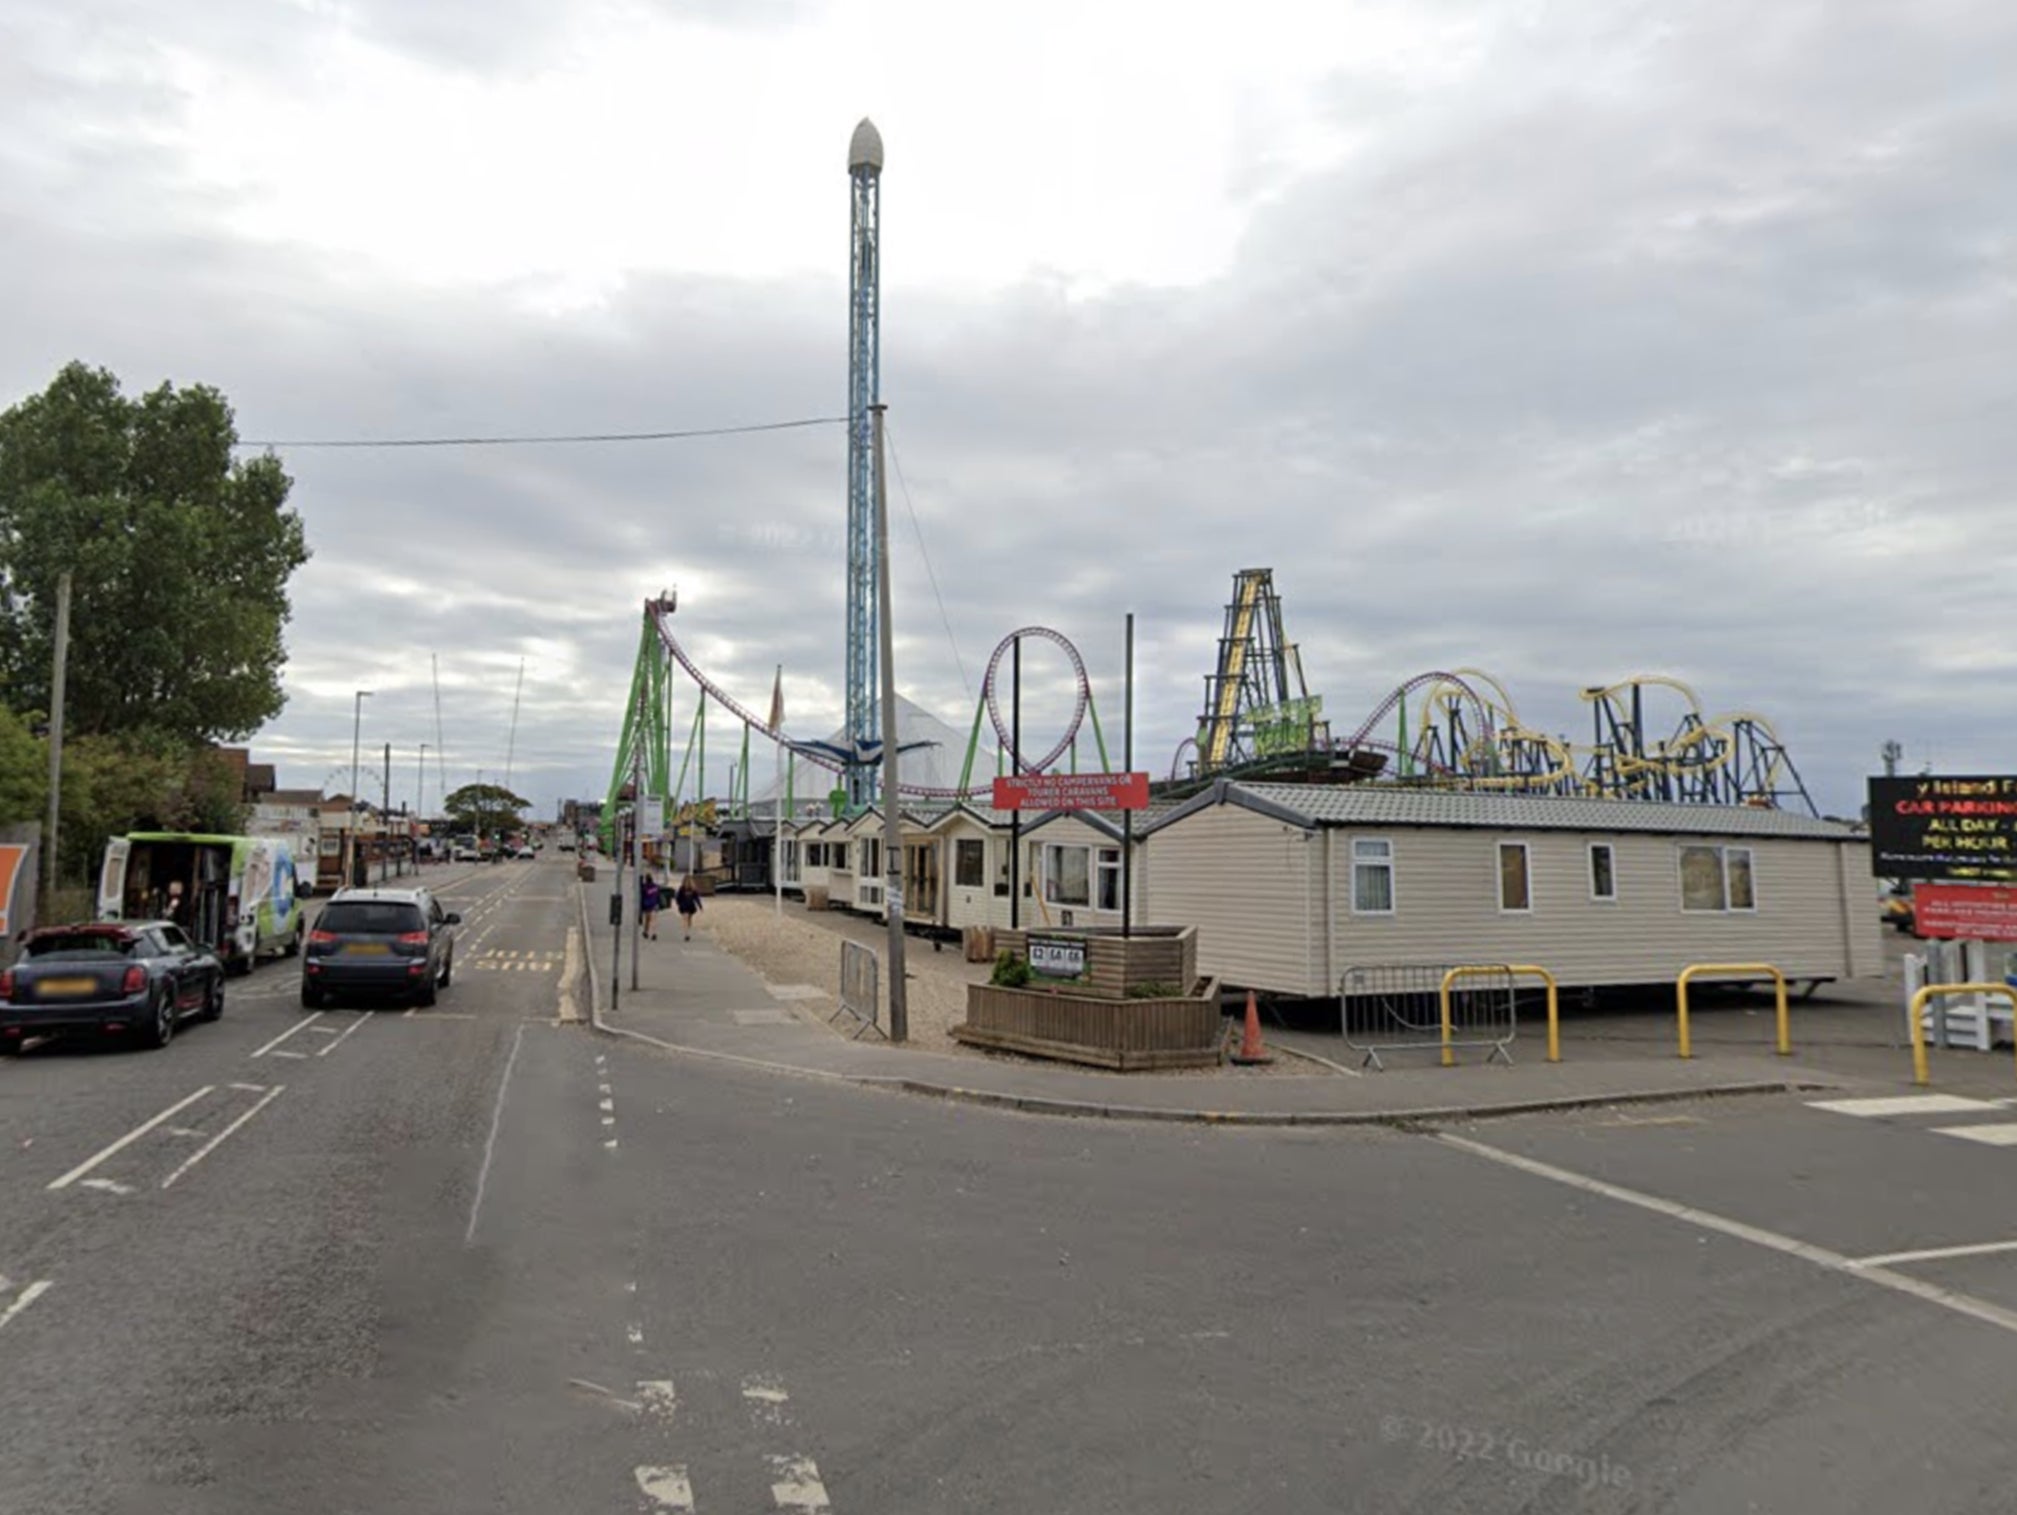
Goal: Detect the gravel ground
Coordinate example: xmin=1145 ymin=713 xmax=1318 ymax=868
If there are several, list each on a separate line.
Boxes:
xmin=701 ymin=892 xmax=1332 ymax=1076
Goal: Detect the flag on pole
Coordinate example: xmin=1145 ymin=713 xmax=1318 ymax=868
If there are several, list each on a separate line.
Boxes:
xmin=767 ymin=664 xmax=784 ymax=734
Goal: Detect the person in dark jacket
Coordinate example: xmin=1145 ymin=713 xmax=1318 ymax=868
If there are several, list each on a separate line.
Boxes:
xmin=639 ymin=873 xmax=662 ymax=940
xmin=674 ymin=877 xmax=703 ymax=940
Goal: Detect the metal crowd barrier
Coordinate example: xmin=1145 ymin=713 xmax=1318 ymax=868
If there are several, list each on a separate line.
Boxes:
xmin=834 ymin=939 xmax=885 ymax=1041
xmin=1340 ymin=963 xmax=1517 ymax=1070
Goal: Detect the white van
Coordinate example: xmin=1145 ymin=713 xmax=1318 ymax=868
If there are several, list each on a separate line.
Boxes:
xmin=99 ymin=833 xmax=305 ymax=974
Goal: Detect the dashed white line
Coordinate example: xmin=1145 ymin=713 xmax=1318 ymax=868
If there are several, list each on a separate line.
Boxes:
xmin=627 ymin=1322 xmax=645 ymax=1345
xmin=1933 ymin=1122 xmax=2017 ymax=1148
xmin=0 ymin=1280 xmax=52 ymax=1334
xmin=638 ymin=1379 xmax=677 ymax=1423
xmin=767 ymin=1454 xmax=831 ymax=1512
xmin=160 ymin=1085 xmax=285 ymax=1189
xmin=250 ymin=1015 xmax=323 ymax=1059
xmin=635 ymin=1465 xmax=695 ymax=1512
xmin=49 ymin=1086 xmax=216 ymax=1190
xmin=315 ymin=1013 xmax=371 ymax=1058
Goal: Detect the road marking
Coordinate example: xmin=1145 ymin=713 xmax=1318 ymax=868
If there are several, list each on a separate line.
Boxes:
xmin=0 ymin=1280 xmax=52 ymax=1334
xmin=1435 ymin=1132 xmax=2017 ymax=1338
xmin=627 ymin=1322 xmax=644 ymax=1345
xmin=316 ymin=1013 xmax=371 ymax=1058
xmin=558 ymin=928 xmax=583 ymax=1023
xmin=161 ymin=1085 xmax=285 ymax=1189
xmin=49 ymin=1086 xmax=216 ymax=1190
xmin=268 ymin=1049 xmax=309 ymax=1059
xmin=767 ymin=1454 xmax=830 ymax=1511
xmin=1859 ymin=1237 xmax=2017 ymax=1268
xmin=1934 ymin=1122 xmax=2017 ymax=1147
xmin=251 ymin=1014 xmax=323 ymax=1058
xmin=743 ymin=1374 xmax=791 ymax=1424
xmin=307 ymin=1024 xmax=343 ymax=1036
xmin=604 ymin=1138 xmax=619 ymax=1150
xmin=638 ymin=1379 xmax=677 ymax=1423
xmin=1807 ymin=1094 xmax=2002 ymax=1118
xmin=634 ymin=1465 xmax=694 ymax=1512
xmin=80 ymin=1178 xmax=135 ymax=1196
xmin=464 ymin=1023 xmax=526 ymax=1246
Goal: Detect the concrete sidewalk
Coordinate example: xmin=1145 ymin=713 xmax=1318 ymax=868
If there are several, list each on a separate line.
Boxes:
xmin=570 ymin=882 xmax=1927 ymax=1124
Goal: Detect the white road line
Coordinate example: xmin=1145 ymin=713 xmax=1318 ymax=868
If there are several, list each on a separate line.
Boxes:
xmin=315 ymin=1013 xmax=371 ymax=1058
xmin=1435 ymin=1132 xmax=2017 ymax=1338
xmin=161 ymin=1085 xmax=285 ymax=1189
xmin=251 ymin=1014 xmax=323 ymax=1058
xmin=627 ymin=1322 xmax=644 ymax=1345
xmin=268 ymin=1049 xmax=309 ymax=1059
xmin=637 ymin=1379 xmax=677 ymax=1422
xmin=1859 ymin=1237 xmax=2017 ymax=1268
xmin=227 ymin=1082 xmax=269 ymax=1093
xmin=767 ymin=1454 xmax=831 ymax=1511
xmin=80 ymin=1178 xmax=135 ymax=1196
xmin=0 ymin=1280 xmax=52 ymax=1334
xmin=306 ymin=1024 xmax=343 ymax=1036
xmin=1934 ymin=1122 xmax=2017 ymax=1148
xmin=604 ymin=1138 xmax=619 ymax=1151
xmin=634 ymin=1466 xmax=694 ymax=1512
xmin=1807 ymin=1094 xmax=2001 ymax=1118
xmin=744 ymin=1374 xmax=791 ymax=1425
xmin=49 ymin=1086 xmax=216 ymax=1190
xmin=464 ymin=1022 xmax=526 ymax=1246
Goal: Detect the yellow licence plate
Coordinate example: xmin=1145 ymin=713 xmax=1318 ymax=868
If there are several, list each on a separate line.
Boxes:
xmin=36 ymin=977 xmax=98 ymax=996
xmin=340 ymin=943 xmax=390 ymax=956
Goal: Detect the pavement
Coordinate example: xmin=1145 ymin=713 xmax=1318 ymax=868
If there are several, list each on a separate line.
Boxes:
xmin=576 ymin=881 xmax=2010 ymax=1124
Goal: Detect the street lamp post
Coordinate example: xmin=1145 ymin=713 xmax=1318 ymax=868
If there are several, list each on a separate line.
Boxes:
xmin=349 ymin=690 xmax=372 ymax=887
xmin=416 ymin=743 xmax=429 ymax=867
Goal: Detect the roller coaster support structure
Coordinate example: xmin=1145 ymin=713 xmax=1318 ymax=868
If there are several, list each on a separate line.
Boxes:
xmin=600 ymin=604 xmax=674 ymax=854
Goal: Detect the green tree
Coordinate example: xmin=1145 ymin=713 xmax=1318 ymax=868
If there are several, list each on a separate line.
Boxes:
xmin=0 ymin=704 xmax=48 ymax=827
xmin=0 ymin=362 xmax=311 ymax=743
xmin=445 ymin=783 xmax=530 ymax=839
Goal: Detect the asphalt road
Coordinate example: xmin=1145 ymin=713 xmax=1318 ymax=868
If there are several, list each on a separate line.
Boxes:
xmin=4 ymin=859 xmax=2016 ymax=1513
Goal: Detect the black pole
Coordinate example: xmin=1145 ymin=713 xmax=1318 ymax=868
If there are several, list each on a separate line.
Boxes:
xmin=1123 ymin=612 xmax=1133 ymax=940
xmin=1009 ymin=635 xmax=1022 ymax=931
xmin=381 ymin=742 xmax=391 ymax=882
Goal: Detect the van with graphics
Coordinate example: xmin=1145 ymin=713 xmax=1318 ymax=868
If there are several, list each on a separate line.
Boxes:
xmin=98 ymin=833 xmax=305 ymax=974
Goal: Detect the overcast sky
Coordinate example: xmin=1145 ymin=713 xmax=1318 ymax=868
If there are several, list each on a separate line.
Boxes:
xmin=6 ymin=0 xmax=2012 ymax=822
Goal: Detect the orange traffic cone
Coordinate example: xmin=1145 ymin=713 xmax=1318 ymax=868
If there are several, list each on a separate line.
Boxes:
xmin=1230 ymin=988 xmax=1273 ymax=1065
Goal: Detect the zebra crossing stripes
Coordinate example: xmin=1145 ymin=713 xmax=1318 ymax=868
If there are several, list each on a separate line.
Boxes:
xmin=630 ymin=1372 xmax=831 ymax=1511
xmin=1806 ymin=1093 xmax=2017 ymax=1148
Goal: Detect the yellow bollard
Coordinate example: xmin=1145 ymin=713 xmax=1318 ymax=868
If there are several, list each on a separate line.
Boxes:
xmin=1906 ymin=984 xmax=2017 ymax=1088
xmin=1676 ymin=964 xmax=1791 ymax=1061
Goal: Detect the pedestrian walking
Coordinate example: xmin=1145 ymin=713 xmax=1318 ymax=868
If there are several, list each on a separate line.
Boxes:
xmin=640 ymin=873 xmax=662 ymax=940
xmin=675 ymin=877 xmax=703 ymax=940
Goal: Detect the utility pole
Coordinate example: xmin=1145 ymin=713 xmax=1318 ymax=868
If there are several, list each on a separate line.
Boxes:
xmin=629 ymin=677 xmax=646 ymax=993
xmin=381 ymin=742 xmax=391 ymax=882
xmin=416 ymin=743 xmax=429 ymax=866
xmin=1123 ymin=612 xmax=1134 ymax=940
xmin=350 ymin=690 xmax=372 ymax=888
xmin=41 ymin=571 xmax=72 ymax=916
xmin=873 ymin=404 xmax=907 ymax=1042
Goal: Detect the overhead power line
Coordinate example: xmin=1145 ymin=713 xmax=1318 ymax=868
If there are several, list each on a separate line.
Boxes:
xmin=236 ymin=416 xmax=848 ymax=450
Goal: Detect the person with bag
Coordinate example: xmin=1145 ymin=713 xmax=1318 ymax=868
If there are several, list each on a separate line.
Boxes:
xmin=674 ymin=877 xmax=703 ymax=941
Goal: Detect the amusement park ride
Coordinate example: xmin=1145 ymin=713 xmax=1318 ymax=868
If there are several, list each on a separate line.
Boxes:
xmin=598 ymin=120 xmax=1817 ymax=845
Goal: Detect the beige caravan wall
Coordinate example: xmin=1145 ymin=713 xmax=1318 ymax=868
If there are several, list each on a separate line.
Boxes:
xmin=1140 ymin=804 xmax=1326 ymax=995
xmin=1324 ymin=826 xmax=1877 ymax=986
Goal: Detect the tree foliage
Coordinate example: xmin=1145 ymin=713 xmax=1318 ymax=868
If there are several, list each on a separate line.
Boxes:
xmin=0 ymin=362 xmax=311 ymax=744
xmin=444 ymin=783 xmax=530 ymax=838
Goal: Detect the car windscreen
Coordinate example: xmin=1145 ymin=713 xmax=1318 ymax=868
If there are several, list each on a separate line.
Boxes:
xmin=26 ymin=934 xmax=140 ymax=959
xmin=318 ymin=902 xmax=427 ymax=934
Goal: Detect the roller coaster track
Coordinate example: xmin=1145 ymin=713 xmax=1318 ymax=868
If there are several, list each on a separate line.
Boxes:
xmin=642 ymin=600 xmax=1098 ymax=803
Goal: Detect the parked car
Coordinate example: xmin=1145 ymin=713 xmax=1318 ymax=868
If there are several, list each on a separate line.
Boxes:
xmin=1880 ymin=883 xmax=1917 ymax=935
xmin=451 ymin=844 xmax=481 ymax=863
xmin=300 ymin=887 xmax=460 ymax=1008
xmin=0 ymin=920 xmax=224 ymax=1053
xmin=513 ymin=844 xmax=536 ymax=860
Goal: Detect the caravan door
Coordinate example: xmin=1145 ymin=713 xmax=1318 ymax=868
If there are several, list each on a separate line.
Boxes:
xmin=98 ymin=839 xmax=130 ymax=920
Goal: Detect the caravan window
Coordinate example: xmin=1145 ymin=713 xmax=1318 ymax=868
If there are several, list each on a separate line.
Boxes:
xmin=1352 ymin=838 xmax=1395 ymax=914
xmin=1680 ymin=845 xmax=1756 ymax=912
xmin=955 ymin=839 xmax=986 ymax=888
xmin=1043 ymin=844 xmax=1091 ymax=907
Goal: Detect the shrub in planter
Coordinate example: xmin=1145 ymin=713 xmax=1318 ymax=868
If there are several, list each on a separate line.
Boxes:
xmin=990 ymin=951 xmax=1032 ymax=989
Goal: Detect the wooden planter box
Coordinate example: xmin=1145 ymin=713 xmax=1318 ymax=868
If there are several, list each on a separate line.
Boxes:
xmin=955 ymin=976 xmax=1224 ymax=1070
xmin=989 ymin=925 xmax=1197 ymax=999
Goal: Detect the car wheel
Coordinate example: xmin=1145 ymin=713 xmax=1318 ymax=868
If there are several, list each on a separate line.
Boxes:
xmin=138 ymin=988 xmax=176 ymax=1050
xmin=300 ymin=982 xmax=324 ymax=1010
xmin=199 ymin=975 xmax=225 ymax=1023
xmin=439 ymin=950 xmax=454 ymax=989
xmin=284 ymin=930 xmax=301 ymax=958
xmin=414 ymin=973 xmax=438 ymax=1008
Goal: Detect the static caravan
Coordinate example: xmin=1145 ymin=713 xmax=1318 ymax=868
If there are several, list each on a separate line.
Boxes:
xmin=1138 ymin=781 xmax=1881 ymax=1000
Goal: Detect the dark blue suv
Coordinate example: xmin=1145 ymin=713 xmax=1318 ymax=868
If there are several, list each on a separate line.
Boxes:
xmin=301 ymin=887 xmax=460 ymax=1008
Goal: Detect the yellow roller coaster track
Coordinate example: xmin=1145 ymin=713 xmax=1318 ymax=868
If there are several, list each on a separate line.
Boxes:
xmin=1201 ymin=571 xmax=1265 ymax=770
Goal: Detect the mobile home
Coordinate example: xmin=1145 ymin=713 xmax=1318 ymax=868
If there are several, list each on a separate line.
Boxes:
xmin=1137 ymin=781 xmax=1880 ymax=999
